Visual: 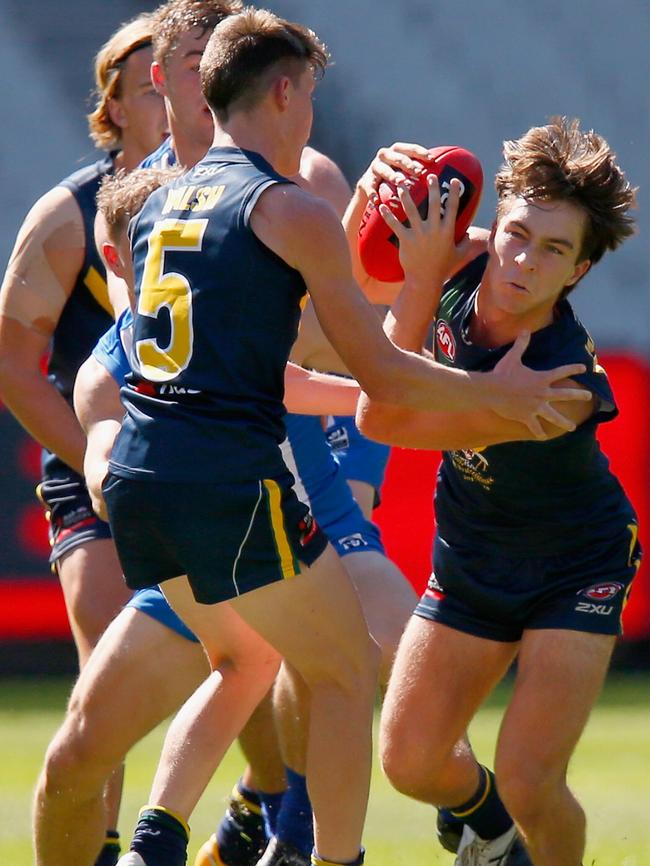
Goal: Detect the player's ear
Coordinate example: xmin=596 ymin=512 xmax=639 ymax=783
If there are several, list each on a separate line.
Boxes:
xmin=566 ymin=258 xmax=591 ymax=288
xmin=272 ymin=75 xmax=291 ymax=111
xmin=107 ymin=97 xmax=127 ymax=130
xmin=151 ymin=61 xmax=168 ymax=97
xmin=102 ymin=242 xmax=124 ymax=278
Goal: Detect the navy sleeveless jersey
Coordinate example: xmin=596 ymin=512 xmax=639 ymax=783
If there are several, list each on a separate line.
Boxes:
xmin=42 ymin=154 xmax=115 ymax=478
xmin=48 ymin=155 xmax=115 ymax=403
xmin=109 ymin=146 xmax=306 ymax=483
xmin=432 ymin=254 xmax=636 ymax=555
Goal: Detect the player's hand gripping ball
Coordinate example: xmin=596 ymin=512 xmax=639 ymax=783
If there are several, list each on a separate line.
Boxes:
xmin=358 ymin=146 xmax=483 ymax=282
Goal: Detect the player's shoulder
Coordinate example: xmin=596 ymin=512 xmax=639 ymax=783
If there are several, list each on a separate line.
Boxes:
xmin=16 ymin=184 xmax=85 ymax=248
xmin=299 ymin=146 xmax=351 ymax=216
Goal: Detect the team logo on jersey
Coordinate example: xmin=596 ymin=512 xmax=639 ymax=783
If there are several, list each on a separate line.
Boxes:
xmin=578 ymin=582 xmax=624 ymax=601
xmin=436 ymin=320 xmax=456 ymax=362
xmin=450 ymin=448 xmax=494 ymax=490
xmin=325 ymin=425 xmax=349 ymax=452
xmin=423 ymin=572 xmax=445 ymax=601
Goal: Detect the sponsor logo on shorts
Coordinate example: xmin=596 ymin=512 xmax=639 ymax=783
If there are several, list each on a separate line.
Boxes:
xmin=574 ymin=582 xmax=624 ymax=616
xmin=298 ymin=513 xmax=319 ymax=547
xmin=424 ymin=571 xmax=445 ymax=601
xmin=326 ymin=425 xmax=349 ymax=451
xmin=337 ymin=532 xmax=368 ymax=551
xmin=579 ymin=582 xmax=624 ymax=601
xmin=436 ymin=320 xmax=456 ymax=362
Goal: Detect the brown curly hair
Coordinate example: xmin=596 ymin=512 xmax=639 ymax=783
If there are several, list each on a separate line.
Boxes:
xmin=495 ymin=116 xmax=637 ymax=266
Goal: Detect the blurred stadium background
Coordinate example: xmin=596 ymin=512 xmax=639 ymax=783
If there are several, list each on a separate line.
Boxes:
xmin=0 ymin=0 xmax=648 ymax=671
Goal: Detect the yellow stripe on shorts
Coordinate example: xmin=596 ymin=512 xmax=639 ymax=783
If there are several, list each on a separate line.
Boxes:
xmin=264 ymin=479 xmax=297 ymax=579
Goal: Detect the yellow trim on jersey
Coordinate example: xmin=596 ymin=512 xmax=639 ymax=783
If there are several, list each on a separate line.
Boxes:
xmin=451 ymin=765 xmax=491 ymax=818
xmin=264 ymin=479 xmax=297 ymax=579
xmin=139 ymin=804 xmax=190 ymax=838
xmin=83 ymin=265 xmax=113 ymax=316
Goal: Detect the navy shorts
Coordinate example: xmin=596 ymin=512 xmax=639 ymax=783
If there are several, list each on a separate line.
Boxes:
xmin=126 ymin=586 xmax=199 ymax=643
xmin=103 ymin=472 xmax=328 ymax=605
xmin=37 ymin=473 xmax=112 ymax=565
xmin=324 ymin=414 xmax=390 ymax=498
xmin=415 ymin=525 xmax=642 ymax=641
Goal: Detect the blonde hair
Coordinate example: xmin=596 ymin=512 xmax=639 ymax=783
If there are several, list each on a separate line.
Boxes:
xmin=96 ymin=167 xmax=184 ymax=241
xmin=152 ymin=0 xmax=243 ymax=66
xmin=87 ymin=13 xmax=156 ymax=151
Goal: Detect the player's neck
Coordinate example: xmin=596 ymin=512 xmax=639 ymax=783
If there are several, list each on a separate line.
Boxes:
xmin=213 ymin=114 xmax=300 ymax=176
xmin=168 ymin=128 xmax=210 ymax=170
xmin=472 ymin=287 xmax=554 ymax=348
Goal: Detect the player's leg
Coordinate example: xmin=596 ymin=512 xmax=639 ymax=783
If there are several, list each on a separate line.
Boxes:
xmin=51 ymin=536 xmax=132 ymax=863
xmin=196 ymin=692 xmax=286 ymax=866
xmin=494 ymin=629 xmax=615 ymax=866
xmin=380 ymin=615 xmax=515 ymax=806
xmin=345 ymin=479 xmax=375 ymax=521
xmin=33 ymin=606 xmax=208 ymax=866
xmin=56 ymin=539 xmax=131 ymax=665
xmin=230 ymin=544 xmax=379 ymax=866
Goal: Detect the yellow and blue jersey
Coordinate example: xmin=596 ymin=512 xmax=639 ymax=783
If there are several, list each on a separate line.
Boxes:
xmin=109 ymin=146 xmax=306 ymax=485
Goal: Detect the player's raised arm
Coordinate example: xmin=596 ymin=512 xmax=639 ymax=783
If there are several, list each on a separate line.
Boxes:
xmin=251 ymin=183 xmax=589 ymax=437
xmin=284 ymin=363 xmax=360 ymax=416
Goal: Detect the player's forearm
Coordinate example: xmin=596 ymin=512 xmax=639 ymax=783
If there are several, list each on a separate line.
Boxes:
xmin=84 ymin=421 xmax=121 ymax=519
xmin=0 ymin=363 xmax=86 ymax=473
xmin=284 ymin=364 xmax=360 ymax=416
xmin=384 ymin=274 xmax=443 ymax=354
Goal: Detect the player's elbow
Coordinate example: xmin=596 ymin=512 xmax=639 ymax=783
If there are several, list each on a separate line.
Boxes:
xmin=355 ymin=395 xmax=394 ymax=445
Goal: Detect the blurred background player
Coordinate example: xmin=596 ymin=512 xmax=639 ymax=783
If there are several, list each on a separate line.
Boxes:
xmin=0 ymin=13 xmax=167 ymax=866
xmin=353 ymin=119 xmax=640 ymax=866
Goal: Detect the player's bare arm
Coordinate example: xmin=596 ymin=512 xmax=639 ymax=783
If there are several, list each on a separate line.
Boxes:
xmin=73 ymin=354 xmax=123 ymax=521
xmin=0 ymin=187 xmax=91 ymax=473
xmin=284 ymin=362 xmax=360 ymax=416
xmin=251 ymin=182 xmax=589 ymax=433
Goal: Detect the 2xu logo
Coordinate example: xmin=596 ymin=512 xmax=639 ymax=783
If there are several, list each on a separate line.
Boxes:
xmin=574 ymin=582 xmax=624 ymax=616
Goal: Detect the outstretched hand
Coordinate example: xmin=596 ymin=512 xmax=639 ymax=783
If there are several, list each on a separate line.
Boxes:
xmin=490 ymin=332 xmax=591 ymax=439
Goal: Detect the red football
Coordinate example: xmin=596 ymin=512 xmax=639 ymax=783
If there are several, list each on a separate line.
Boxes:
xmin=358 ymin=145 xmax=483 ymax=282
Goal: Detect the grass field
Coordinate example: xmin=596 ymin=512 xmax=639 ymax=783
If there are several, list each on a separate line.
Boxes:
xmin=1 ymin=674 xmax=648 ymax=866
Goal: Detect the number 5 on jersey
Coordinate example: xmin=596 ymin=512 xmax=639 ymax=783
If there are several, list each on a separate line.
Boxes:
xmin=136 ymin=218 xmax=208 ymax=382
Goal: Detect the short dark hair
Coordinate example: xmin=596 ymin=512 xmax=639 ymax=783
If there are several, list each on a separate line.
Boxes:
xmin=200 ymin=7 xmax=329 ymax=122
xmin=152 ymin=0 xmax=243 ymax=67
xmin=495 ymin=116 xmax=636 ymax=266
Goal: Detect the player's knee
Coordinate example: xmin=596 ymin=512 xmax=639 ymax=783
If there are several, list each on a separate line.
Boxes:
xmin=379 ymin=725 xmax=445 ymax=799
xmin=299 ymin=630 xmax=380 ymax=698
xmin=40 ymin=720 xmax=107 ymax=798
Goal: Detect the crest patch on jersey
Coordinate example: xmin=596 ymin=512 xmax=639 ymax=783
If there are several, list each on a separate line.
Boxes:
xmin=436 ymin=320 xmax=456 ymax=362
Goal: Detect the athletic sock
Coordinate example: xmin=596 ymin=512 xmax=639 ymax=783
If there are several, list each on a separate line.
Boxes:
xmin=130 ymin=806 xmax=189 ymax=866
xmin=259 ymin=789 xmax=285 ymax=839
xmin=276 ymin=768 xmax=313 ymax=855
xmin=233 ymin=778 xmax=263 ymax=813
xmin=94 ymin=830 xmax=121 ymax=866
xmin=311 ymin=848 xmax=364 ymax=866
xmin=448 ymin=765 xmax=512 ymax=841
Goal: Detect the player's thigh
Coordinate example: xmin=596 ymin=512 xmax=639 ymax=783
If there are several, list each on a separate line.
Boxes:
xmin=57 ymin=538 xmax=130 ymax=659
xmin=230 ymin=543 xmax=379 ymax=684
xmin=495 ymin=628 xmax=615 ymax=786
xmin=381 ymin=616 xmax=516 ymax=764
xmin=342 ymin=550 xmax=416 ymax=674
xmin=63 ymin=608 xmax=209 ymax=763
xmin=161 ymin=575 xmax=281 ymax=676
